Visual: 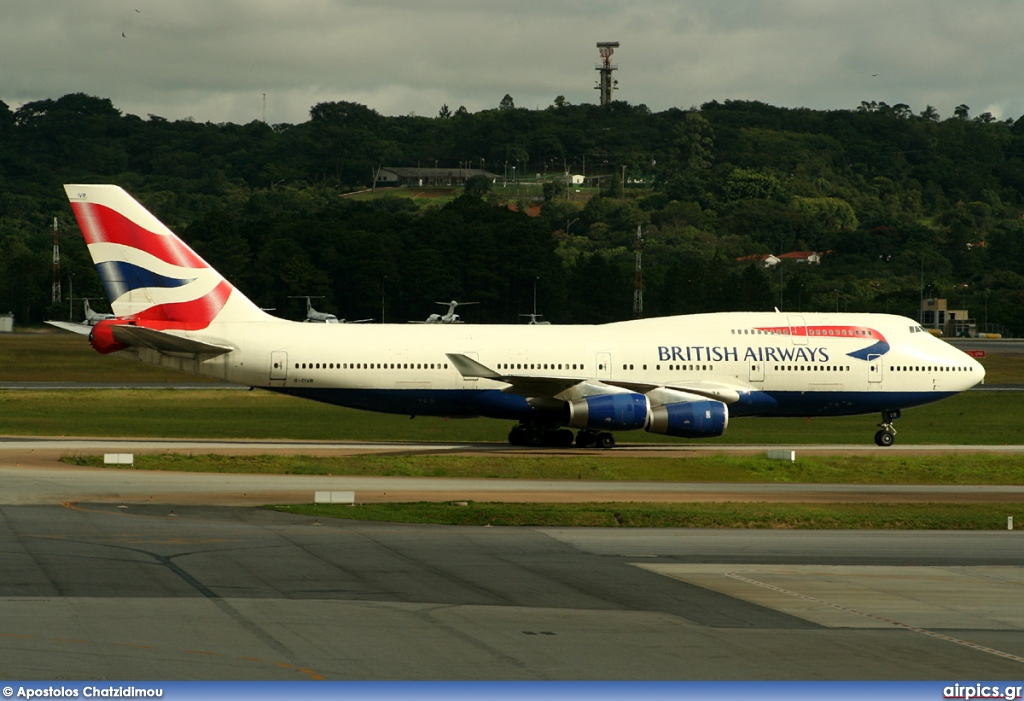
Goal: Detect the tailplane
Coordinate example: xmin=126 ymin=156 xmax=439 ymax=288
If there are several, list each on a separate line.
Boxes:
xmin=64 ymin=184 xmax=270 ymax=329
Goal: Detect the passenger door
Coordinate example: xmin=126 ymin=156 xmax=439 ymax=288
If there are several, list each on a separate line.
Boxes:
xmin=788 ymin=315 xmax=808 ymax=346
xmin=270 ymin=351 xmax=288 ymax=382
xmin=868 ymin=354 xmax=883 ymax=388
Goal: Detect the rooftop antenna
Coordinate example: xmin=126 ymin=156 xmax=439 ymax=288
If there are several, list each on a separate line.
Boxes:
xmin=595 ymin=41 xmax=620 ymax=106
xmin=633 ymin=225 xmax=643 ymax=319
xmin=51 ymin=217 xmax=61 ymax=304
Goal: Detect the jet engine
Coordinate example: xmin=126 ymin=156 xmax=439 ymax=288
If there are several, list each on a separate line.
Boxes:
xmin=647 ymin=400 xmax=728 ymax=438
xmin=564 ymin=393 xmax=650 ymax=431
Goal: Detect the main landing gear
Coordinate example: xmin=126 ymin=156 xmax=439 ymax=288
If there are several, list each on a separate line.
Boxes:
xmin=874 ymin=409 xmax=901 ymax=447
xmin=507 ymin=423 xmax=616 ymax=449
xmin=507 ymin=423 xmax=575 ymax=448
xmin=573 ymin=429 xmax=616 ymax=449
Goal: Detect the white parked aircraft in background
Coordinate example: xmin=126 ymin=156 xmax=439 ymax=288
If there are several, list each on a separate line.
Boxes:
xmin=53 ymin=184 xmax=985 ymax=448
xmin=46 ymin=298 xmax=115 ymax=335
xmin=83 ymin=298 xmax=116 ymax=325
xmin=422 ymin=300 xmax=478 ymax=324
xmin=291 ymin=296 xmax=339 ymax=324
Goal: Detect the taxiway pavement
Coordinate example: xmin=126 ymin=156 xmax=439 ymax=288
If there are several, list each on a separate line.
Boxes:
xmin=1 ymin=438 xmax=1022 ymax=680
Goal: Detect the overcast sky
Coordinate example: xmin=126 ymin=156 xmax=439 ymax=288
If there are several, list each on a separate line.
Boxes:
xmin=5 ymin=0 xmax=1024 ymax=125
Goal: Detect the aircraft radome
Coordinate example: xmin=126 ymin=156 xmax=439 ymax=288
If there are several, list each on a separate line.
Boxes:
xmin=49 ymin=184 xmax=985 ymax=449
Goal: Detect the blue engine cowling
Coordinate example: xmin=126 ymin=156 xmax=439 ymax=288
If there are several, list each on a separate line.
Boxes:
xmin=647 ymin=400 xmax=728 ymax=438
xmin=564 ymin=393 xmax=650 ymax=431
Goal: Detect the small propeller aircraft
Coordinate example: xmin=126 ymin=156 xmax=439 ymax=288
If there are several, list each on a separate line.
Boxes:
xmin=83 ymin=299 xmax=116 ymax=325
xmin=290 ymin=296 xmax=339 ymax=324
xmin=45 ymin=299 xmax=116 ymax=335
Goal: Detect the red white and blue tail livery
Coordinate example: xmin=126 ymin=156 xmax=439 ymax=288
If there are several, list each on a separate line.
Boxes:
xmin=67 ymin=184 xmax=268 ymax=327
xmin=63 ymin=185 xmax=275 ymax=355
xmin=52 ymin=184 xmax=985 ymax=448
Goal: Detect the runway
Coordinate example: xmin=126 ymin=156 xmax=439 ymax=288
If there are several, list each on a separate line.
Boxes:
xmin=1 ymin=438 xmax=1023 ymax=679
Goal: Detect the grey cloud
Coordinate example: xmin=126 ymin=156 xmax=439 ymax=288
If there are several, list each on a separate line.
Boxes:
xmin=3 ymin=0 xmax=1024 ymax=124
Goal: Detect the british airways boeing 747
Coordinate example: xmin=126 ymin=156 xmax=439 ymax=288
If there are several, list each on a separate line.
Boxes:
xmin=50 ymin=184 xmax=985 ymax=448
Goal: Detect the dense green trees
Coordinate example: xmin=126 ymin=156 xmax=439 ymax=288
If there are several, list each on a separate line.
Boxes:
xmin=2 ymin=92 xmax=1024 ymax=334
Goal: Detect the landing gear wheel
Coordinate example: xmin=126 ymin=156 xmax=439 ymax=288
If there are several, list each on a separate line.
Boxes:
xmin=552 ymin=428 xmax=575 ymax=447
xmin=508 ymin=426 xmax=527 ymax=446
xmin=509 ymin=424 xmax=576 ymax=449
xmin=874 ymin=409 xmax=900 ymax=447
xmin=576 ymin=430 xmax=598 ymax=448
xmin=508 ymin=424 xmax=542 ymax=447
xmin=524 ymin=429 xmax=543 ymax=448
xmin=596 ymin=432 xmax=616 ymax=450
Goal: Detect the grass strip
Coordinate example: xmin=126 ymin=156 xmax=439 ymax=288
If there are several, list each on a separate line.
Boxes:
xmin=5 ymin=388 xmax=1024 ymax=444
xmin=62 ymin=452 xmax=1024 ymax=485
xmin=270 ymin=501 xmax=1024 ymax=529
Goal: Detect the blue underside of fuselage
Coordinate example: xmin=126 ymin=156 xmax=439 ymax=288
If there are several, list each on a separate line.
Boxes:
xmin=263 ymin=386 xmax=958 ymax=423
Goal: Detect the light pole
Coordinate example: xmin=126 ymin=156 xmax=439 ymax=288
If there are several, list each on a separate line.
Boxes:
xmin=778 ymin=260 xmax=784 ymax=310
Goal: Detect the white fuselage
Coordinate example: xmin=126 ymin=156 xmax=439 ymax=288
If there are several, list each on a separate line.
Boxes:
xmin=130 ymin=311 xmax=982 ymax=423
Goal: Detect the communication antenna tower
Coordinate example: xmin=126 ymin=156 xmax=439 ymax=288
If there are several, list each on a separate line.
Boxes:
xmin=595 ymin=41 xmax=620 ymax=106
xmin=51 ymin=217 xmax=61 ymax=304
xmin=633 ymin=225 xmax=644 ymax=319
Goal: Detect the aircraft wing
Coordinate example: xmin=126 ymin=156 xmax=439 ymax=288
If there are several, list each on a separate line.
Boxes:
xmin=45 ymin=320 xmax=93 ymax=336
xmin=603 ymin=379 xmax=744 ymax=404
xmin=445 ymin=353 xmax=583 ymax=397
xmin=446 ymin=353 xmax=747 ymax=404
xmin=111 ymin=325 xmax=234 ymax=357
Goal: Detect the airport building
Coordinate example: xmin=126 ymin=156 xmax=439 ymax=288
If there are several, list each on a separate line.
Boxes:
xmin=920 ymin=298 xmax=975 ymax=337
xmin=374 ymin=166 xmax=499 ymax=188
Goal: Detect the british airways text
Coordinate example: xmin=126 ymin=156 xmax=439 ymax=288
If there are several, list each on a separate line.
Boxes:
xmin=657 ymin=345 xmax=832 ymax=363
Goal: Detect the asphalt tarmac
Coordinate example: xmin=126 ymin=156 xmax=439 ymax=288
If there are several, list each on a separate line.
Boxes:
xmin=1 ymin=440 xmax=1022 ymax=680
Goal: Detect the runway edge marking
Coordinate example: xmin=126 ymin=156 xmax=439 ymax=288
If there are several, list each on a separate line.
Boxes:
xmin=725 ymin=570 xmax=1024 ymax=665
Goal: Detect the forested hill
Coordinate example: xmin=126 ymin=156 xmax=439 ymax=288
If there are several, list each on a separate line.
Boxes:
xmin=3 ymin=92 xmax=1024 ymax=332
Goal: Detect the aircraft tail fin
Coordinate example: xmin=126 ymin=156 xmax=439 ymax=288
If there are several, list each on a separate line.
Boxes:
xmin=64 ymin=184 xmax=271 ymax=329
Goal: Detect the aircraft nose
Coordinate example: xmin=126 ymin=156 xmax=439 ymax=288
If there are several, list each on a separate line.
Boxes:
xmin=970 ymin=354 xmax=986 ymax=385
xmin=952 ymin=347 xmax=986 ymax=388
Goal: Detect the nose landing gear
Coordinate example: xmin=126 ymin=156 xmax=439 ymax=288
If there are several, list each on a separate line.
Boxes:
xmin=874 ymin=409 xmax=901 ymax=446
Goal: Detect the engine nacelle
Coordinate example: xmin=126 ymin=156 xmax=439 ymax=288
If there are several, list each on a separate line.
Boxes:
xmin=89 ymin=320 xmax=129 ymax=355
xmin=564 ymin=393 xmax=650 ymax=431
xmin=647 ymin=400 xmax=728 ymax=438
